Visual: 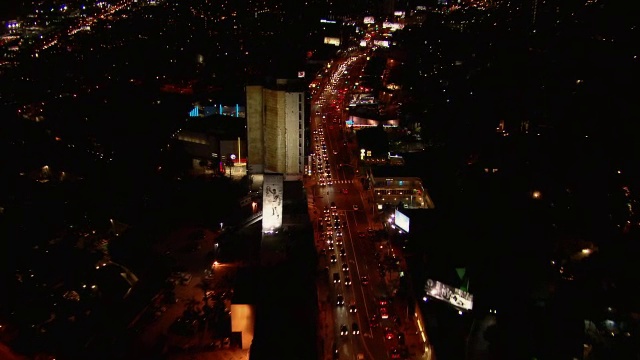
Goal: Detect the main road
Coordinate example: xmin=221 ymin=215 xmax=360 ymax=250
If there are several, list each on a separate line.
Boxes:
xmin=308 ymin=51 xmax=410 ymax=360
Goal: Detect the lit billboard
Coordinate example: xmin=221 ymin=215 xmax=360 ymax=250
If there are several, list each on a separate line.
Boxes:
xmin=324 ymin=37 xmax=341 ymax=46
xmin=373 ymin=40 xmax=390 ymax=48
xmin=364 ymin=16 xmax=375 ymax=24
xmin=359 ymin=40 xmax=367 ymax=47
xmin=394 ymin=11 xmax=405 ymax=17
xmin=382 ymin=22 xmax=404 ymax=31
xmin=394 ymin=209 xmax=409 ymax=232
xmin=424 ymin=279 xmax=473 ymax=311
xmin=262 ymin=174 xmax=283 ymax=232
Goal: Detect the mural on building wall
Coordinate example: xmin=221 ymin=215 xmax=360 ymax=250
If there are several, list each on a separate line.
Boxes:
xmin=262 ymin=174 xmax=283 ymax=232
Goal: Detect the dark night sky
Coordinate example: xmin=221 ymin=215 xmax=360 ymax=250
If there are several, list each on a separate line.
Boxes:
xmin=0 ymin=1 xmax=22 ymax=19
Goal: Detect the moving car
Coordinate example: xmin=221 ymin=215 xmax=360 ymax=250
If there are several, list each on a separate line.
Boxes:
xmin=369 ymin=315 xmax=380 ymax=327
xmin=380 ymin=307 xmax=389 ymax=319
xmin=352 ymin=323 xmax=360 ymax=335
xmin=384 ymin=327 xmax=395 ymax=340
xmin=340 ymin=324 xmax=349 ymax=336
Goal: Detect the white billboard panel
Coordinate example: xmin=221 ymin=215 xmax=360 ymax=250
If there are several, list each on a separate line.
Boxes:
xmin=364 ymin=16 xmax=375 ymax=24
xmin=394 ymin=11 xmax=405 ymax=17
xmin=262 ymin=174 xmax=283 ymax=232
xmin=359 ymin=40 xmax=367 ymax=47
xmin=324 ymin=37 xmax=341 ymax=46
xmin=424 ymin=279 xmax=473 ymax=311
xmin=382 ymin=22 xmax=405 ymax=31
xmin=373 ymin=40 xmax=390 ymax=48
xmin=394 ymin=209 xmax=410 ymax=232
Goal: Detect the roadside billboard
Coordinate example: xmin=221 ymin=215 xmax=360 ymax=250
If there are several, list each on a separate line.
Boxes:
xmin=394 ymin=209 xmax=410 ymax=232
xmin=424 ymin=279 xmax=473 ymax=311
xmin=262 ymin=174 xmax=283 ymax=233
xmin=324 ymin=37 xmax=341 ymax=46
xmin=382 ymin=22 xmax=404 ymax=31
xmin=364 ymin=16 xmax=375 ymax=24
xmin=373 ymin=40 xmax=389 ymax=48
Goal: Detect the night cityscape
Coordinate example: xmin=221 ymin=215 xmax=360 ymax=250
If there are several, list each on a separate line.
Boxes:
xmin=0 ymin=0 xmax=638 ymax=360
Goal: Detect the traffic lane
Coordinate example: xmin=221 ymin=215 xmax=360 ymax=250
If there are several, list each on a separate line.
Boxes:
xmin=342 ymin=212 xmax=390 ymax=360
xmin=329 ymin=186 xmax=360 ymax=213
xmin=351 ymin=225 xmax=389 ymax=299
xmin=325 ymin=130 xmax=341 ymax=160
xmin=345 ymin=210 xmax=394 ymax=321
xmin=335 ymin=237 xmax=384 ymax=360
xmin=343 ymin=211 xmax=381 ymax=324
xmin=340 ymin=215 xmax=372 ymax=326
xmin=333 ymin=280 xmax=359 ymax=359
xmin=353 ymin=248 xmax=406 ymax=356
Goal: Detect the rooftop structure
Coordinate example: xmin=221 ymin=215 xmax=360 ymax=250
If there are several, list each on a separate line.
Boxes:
xmin=367 ymin=166 xmax=435 ymax=209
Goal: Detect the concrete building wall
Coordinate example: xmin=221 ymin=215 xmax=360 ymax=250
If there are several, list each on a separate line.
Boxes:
xmin=246 ymin=82 xmax=305 ymax=180
xmin=284 ymin=92 xmax=304 ymax=179
xmin=263 ymin=88 xmax=286 ymax=173
xmin=246 ymin=85 xmax=264 ymax=173
xmin=230 ymin=304 xmax=255 ymax=350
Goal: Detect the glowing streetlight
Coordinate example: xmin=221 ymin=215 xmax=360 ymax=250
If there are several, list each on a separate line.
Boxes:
xmin=532 ymin=190 xmax=541 ymax=199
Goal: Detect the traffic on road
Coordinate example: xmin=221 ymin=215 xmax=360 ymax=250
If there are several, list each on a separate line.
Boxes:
xmin=308 ymin=51 xmax=424 ymax=360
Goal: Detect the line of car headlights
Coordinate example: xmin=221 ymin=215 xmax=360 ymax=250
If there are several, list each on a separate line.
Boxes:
xmin=314 ymin=99 xmax=362 ymax=339
xmin=313 ymin=122 xmax=332 ymax=186
xmin=324 ymin=210 xmax=361 ymax=337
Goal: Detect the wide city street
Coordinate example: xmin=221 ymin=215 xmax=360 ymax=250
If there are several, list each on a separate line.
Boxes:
xmin=306 ymin=51 xmax=434 ymax=360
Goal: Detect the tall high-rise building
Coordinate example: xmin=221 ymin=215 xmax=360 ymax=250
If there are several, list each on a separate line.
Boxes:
xmin=246 ymin=79 xmax=305 ymax=180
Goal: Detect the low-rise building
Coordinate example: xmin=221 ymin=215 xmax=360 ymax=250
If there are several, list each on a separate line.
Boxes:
xmin=175 ymin=115 xmax=248 ymax=176
xmin=366 ymin=166 xmax=434 ymax=210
